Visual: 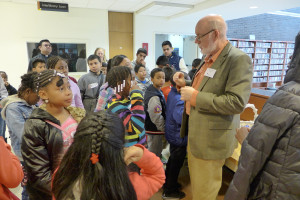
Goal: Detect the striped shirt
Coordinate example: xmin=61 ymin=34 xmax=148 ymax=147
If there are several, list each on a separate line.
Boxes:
xmin=107 ymin=90 xmax=146 ymax=147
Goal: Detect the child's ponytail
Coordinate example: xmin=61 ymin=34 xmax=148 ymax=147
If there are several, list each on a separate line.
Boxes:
xmin=53 ymin=111 xmax=137 ymax=200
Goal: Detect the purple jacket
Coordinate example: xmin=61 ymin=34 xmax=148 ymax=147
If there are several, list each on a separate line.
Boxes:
xmin=69 ymin=78 xmax=84 ymax=108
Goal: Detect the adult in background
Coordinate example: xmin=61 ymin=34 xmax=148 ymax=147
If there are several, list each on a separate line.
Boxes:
xmin=94 ymin=47 xmax=108 ymax=64
xmin=28 ymin=39 xmax=52 ymax=72
xmin=161 ymin=41 xmax=188 ymax=73
xmin=76 ymin=49 xmax=87 ymax=72
xmin=174 ymin=15 xmax=253 ymax=200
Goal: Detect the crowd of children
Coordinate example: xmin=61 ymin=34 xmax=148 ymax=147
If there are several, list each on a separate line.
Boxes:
xmin=0 ymin=42 xmax=205 ymax=200
xmin=3 ymin=18 xmax=300 ymax=200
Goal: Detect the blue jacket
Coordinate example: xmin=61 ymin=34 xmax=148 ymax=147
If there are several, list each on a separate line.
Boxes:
xmin=165 ymin=87 xmax=187 ymax=146
xmin=168 ymin=52 xmax=181 ymax=71
xmin=0 ymin=95 xmax=35 ymax=161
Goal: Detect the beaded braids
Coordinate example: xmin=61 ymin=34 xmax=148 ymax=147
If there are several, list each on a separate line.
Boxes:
xmin=33 ymin=69 xmax=65 ymax=93
xmin=52 ymin=111 xmax=137 ymax=200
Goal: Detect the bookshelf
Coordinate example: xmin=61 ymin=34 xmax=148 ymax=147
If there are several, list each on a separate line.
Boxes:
xmin=229 ymin=39 xmax=294 ymax=88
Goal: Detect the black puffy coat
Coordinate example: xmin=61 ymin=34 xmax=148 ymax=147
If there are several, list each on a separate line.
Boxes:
xmin=21 ymin=106 xmax=85 ymax=200
xmin=225 ymin=81 xmax=300 ymax=200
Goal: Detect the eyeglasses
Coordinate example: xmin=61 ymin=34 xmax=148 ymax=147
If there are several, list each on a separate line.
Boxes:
xmin=195 ymin=29 xmax=215 ymax=41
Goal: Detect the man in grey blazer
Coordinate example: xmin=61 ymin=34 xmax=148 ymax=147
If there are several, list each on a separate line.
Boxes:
xmin=173 ymin=15 xmax=253 ymax=199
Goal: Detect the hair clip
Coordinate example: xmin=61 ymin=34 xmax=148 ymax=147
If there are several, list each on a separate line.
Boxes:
xmin=90 ymin=153 xmax=99 ymax=164
xmin=102 ymin=82 xmax=108 ymax=89
xmin=57 ymin=72 xmax=66 ymax=78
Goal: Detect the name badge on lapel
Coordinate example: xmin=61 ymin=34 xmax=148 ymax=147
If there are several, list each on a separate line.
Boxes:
xmin=204 ymin=68 xmax=216 ymax=78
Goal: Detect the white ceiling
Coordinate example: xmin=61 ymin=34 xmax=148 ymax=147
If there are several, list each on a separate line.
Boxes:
xmin=172 ymin=0 xmax=300 ymax=22
xmin=2 ymin=0 xmax=300 ymax=21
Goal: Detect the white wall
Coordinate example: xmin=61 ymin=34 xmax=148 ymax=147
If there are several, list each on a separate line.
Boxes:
xmin=134 ymin=14 xmax=198 ymax=71
xmin=0 ymin=2 xmax=109 ymax=87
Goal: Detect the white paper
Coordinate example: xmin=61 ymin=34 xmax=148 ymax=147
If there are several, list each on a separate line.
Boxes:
xmin=88 ymin=82 xmax=99 ymax=89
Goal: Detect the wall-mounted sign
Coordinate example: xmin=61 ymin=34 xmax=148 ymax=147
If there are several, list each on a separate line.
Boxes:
xmin=142 ymin=43 xmax=148 ymax=55
xmin=37 ymin=1 xmax=69 ymax=12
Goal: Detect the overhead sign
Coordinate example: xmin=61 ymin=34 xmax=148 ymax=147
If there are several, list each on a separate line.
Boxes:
xmin=37 ymin=1 xmax=69 ymax=12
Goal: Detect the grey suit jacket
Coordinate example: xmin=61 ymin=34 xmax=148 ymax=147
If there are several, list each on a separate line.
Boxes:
xmin=181 ymin=42 xmax=253 ymax=160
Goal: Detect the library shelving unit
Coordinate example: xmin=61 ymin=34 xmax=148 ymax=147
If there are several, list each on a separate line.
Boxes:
xmin=229 ymin=39 xmax=295 ymax=88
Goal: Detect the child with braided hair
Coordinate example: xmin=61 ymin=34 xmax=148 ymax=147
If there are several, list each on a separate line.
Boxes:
xmin=47 ymin=56 xmax=84 ymax=108
xmin=96 ymin=66 xmax=146 ymax=147
xmin=21 ymin=70 xmax=85 ymax=200
xmin=52 ymin=111 xmax=165 ymax=200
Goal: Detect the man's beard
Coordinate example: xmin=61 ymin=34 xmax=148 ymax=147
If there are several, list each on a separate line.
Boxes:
xmin=200 ymin=38 xmax=217 ymax=56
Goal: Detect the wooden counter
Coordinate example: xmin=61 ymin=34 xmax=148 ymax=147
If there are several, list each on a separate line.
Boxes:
xmin=240 ymin=88 xmax=276 ymax=121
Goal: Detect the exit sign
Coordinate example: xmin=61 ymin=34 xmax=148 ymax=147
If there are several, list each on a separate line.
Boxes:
xmin=37 ymin=1 xmax=69 ymax=12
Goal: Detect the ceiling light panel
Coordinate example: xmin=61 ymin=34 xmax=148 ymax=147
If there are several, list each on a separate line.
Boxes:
xmin=87 ymin=0 xmax=115 ymax=9
xmin=12 ymin=0 xmax=38 ymax=4
xmin=137 ymin=1 xmax=194 ymax=17
xmin=170 ymin=0 xmax=206 ymax=5
xmin=139 ymin=4 xmax=191 ymax=16
xmin=65 ymin=0 xmax=88 ymax=8
xmin=131 ymin=0 xmax=153 ymax=11
xmin=107 ymin=0 xmax=143 ymax=11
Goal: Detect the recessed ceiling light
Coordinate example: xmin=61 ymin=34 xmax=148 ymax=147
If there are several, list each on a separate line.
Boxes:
xmin=136 ymin=1 xmax=193 ymax=17
xmin=250 ymin=6 xmax=258 ymax=9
